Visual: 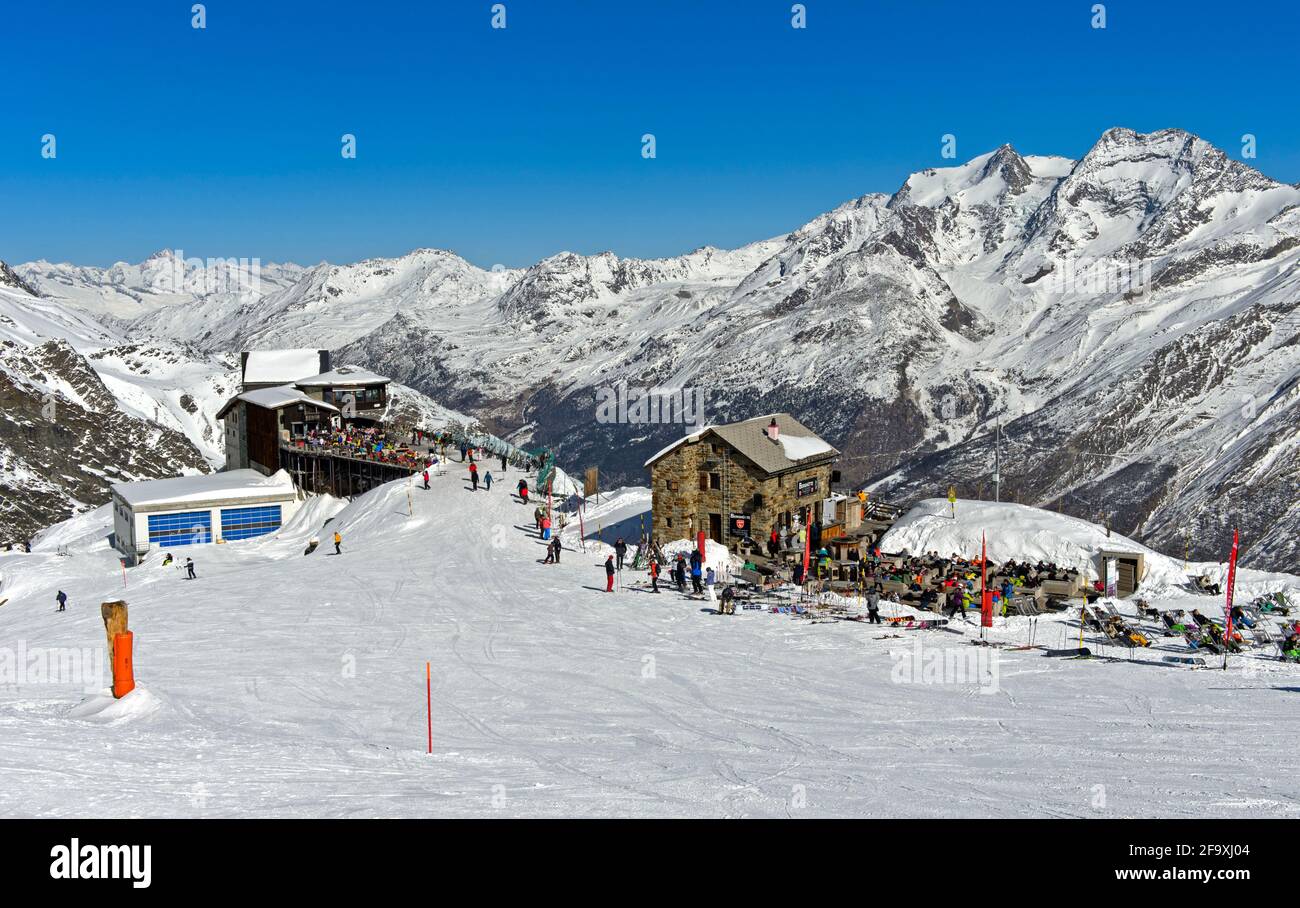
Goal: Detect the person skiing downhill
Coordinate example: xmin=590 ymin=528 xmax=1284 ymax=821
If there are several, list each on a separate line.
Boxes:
xmin=333 ymin=531 xmax=342 ymax=555
xmin=469 ymin=461 xmax=479 ymax=491
xmin=55 ymin=590 xmax=67 ymax=612
xmin=186 ymin=557 xmax=197 ymax=580
xmin=484 ymin=471 xmax=493 ymax=492
xmin=500 ymin=453 xmax=507 ymax=472
xmin=605 ymin=555 xmax=616 ymax=593
xmin=518 ymin=479 xmax=529 ymax=504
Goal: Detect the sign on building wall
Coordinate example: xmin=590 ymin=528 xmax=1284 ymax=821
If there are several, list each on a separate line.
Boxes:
xmin=729 ymin=513 xmax=751 ymax=537
xmin=584 ymin=467 xmax=599 ymax=497
xmin=796 ymin=477 xmax=818 ymax=498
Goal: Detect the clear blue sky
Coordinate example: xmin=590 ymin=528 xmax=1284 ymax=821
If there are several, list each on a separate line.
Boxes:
xmin=2 ymin=0 xmax=1297 ymax=268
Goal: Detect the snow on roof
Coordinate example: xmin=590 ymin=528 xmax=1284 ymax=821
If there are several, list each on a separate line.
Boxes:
xmin=243 ymin=349 xmax=324 ymax=385
xmin=237 ymin=385 xmax=340 ymax=412
xmin=295 ymin=365 xmax=390 ymax=387
xmin=878 ymin=498 xmax=1187 ymax=587
xmin=644 ymin=413 xmax=839 ymax=474
xmin=112 ymin=469 xmax=296 ymax=509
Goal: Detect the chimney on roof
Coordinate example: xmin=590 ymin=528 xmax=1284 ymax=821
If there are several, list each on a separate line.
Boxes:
xmin=319 ymin=350 xmax=331 ymax=373
xmin=766 ymin=418 xmax=780 ymax=441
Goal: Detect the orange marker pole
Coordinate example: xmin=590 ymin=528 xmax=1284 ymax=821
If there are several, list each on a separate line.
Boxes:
xmin=426 ymin=661 xmax=432 ymax=755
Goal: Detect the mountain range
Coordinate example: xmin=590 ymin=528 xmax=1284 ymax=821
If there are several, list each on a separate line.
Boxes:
xmin=8 ymin=127 xmax=1299 ymax=570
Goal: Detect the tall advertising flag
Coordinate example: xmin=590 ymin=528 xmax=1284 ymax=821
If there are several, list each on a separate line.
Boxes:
xmin=980 ymin=532 xmax=993 ymax=629
xmin=1224 ymin=529 xmax=1239 ymax=641
xmin=802 ymin=508 xmax=812 ymax=578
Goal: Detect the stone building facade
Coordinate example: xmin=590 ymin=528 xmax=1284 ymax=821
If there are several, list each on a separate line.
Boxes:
xmin=645 ymin=413 xmax=840 ymax=551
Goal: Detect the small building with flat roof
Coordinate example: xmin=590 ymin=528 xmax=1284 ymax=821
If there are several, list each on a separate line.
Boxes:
xmin=111 ymin=469 xmax=301 ymax=563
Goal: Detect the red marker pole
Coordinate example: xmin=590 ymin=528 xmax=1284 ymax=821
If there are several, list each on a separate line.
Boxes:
xmin=425 ymin=661 xmax=432 ymax=755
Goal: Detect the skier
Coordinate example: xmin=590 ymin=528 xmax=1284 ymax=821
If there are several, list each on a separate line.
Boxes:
xmin=866 ymin=588 xmax=882 ymax=624
xmin=673 ymin=555 xmax=687 ymax=593
xmin=550 ymin=536 xmax=562 ymax=564
xmin=422 ymin=469 xmax=430 ymax=490
xmin=648 ymin=558 xmax=660 ymax=593
xmin=704 ymin=566 xmax=717 ymax=607
xmin=484 ymin=471 xmax=493 ymax=492
xmin=543 ymin=537 xmax=557 ymax=564
xmin=469 ymin=462 xmax=479 ymax=491
xmin=56 ymin=590 xmax=67 ymax=612
xmin=614 ymin=537 xmax=628 ymax=571
xmin=719 ymin=584 xmax=736 ymax=615
xmin=333 ymin=531 xmax=342 ymax=555
xmin=162 ymin=552 xmax=174 ymax=566
xmin=518 ymin=479 xmax=529 ymax=504
xmin=540 ymin=514 xmax=551 ymax=540
xmin=605 ymin=555 xmax=616 ymax=593
xmin=500 ymin=453 xmax=507 ymax=472
xmin=534 ymin=505 xmax=545 ymax=529
xmin=689 ymin=550 xmax=703 ymax=594
xmin=185 ymin=557 xmax=197 ymax=580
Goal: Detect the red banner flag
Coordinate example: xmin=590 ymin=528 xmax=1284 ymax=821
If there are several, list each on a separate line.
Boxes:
xmin=697 ymin=530 xmax=707 ymax=562
xmin=980 ymin=532 xmax=993 ymax=628
xmin=802 ymin=508 xmax=812 ymax=580
xmin=1224 ymin=529 xmax=1239 ymax=642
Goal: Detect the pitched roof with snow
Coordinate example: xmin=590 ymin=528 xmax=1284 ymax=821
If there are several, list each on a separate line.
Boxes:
xmin=644 ymin=413 xmax=839 ymax=474
xmin=294 ymin=365 xmax=390 ymax=387
xmin=216 ymin=385 xmax=340 ymax=418
xmin=242 ymin=349 xmax=325 ymax=385
xmin=112 ymin=468 xmax=296 ymax=509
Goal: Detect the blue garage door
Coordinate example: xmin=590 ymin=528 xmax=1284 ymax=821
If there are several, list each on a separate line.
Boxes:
xmin=147 ymin=510 xmax=213 ymax=548
xmin=220 ymin=504 xmax=282 ymax=541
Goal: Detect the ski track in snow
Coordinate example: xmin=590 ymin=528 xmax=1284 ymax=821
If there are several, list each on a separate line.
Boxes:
xmin=0 ymin=467 xmax=1298 ymax=818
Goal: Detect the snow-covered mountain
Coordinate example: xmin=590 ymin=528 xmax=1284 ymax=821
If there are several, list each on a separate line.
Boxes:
xmin=15 ymin=127 xmax=1300 ymax=570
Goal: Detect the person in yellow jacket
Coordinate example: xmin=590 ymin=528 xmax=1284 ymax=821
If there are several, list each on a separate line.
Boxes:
xmin=333 ymin=531 xmax=342 ymax=555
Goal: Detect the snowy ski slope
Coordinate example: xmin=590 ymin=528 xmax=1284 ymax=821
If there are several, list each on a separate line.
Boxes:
xmin=1 ymin=467 xmax=1298 ymax=818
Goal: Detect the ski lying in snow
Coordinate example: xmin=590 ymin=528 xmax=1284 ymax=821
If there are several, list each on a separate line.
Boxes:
xmin=887 ymin=617 xmax=950 ymax=630
xmin=1043 ymin=647 xmax=1092 ymax=658
xmin=1162 ymin=655 xmax=1207 ymax=666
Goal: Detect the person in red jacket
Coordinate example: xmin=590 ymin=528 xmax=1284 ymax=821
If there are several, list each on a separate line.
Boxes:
xmin=605 ymin=555 xmax=616 ymax=592
xmin=469 ymin=461 xmax=479 ymax=491
xmin=649 ymin=558 xmax=660 ymax=593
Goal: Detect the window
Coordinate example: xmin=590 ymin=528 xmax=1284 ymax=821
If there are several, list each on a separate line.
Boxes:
xmin=220 ymin=505 xmax=283 ymax=542
xmin=147 ymin=510 xmax=212 ymax=548
xmin=708 ymin=473 xmax=721 ymax=490
xmin=699 ymin=472 xmax=708 ymax=491
xmin=666 ymin=517 xmax=673 ymax=528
